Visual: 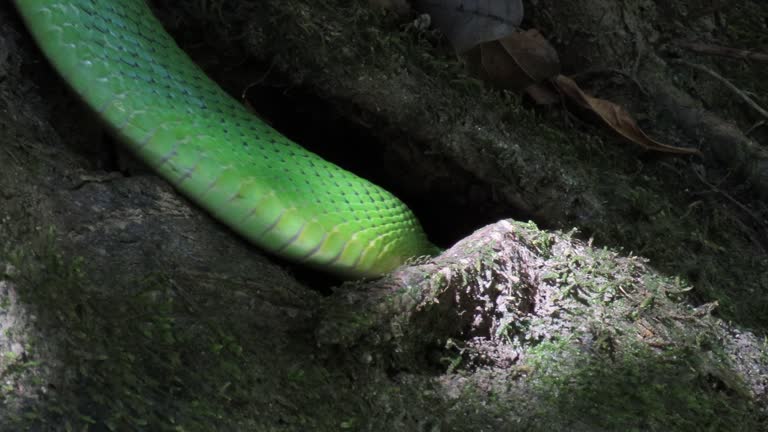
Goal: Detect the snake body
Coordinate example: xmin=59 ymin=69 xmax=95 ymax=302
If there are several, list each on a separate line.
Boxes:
xmin=14 ymin=0 xmax=436 ymax=277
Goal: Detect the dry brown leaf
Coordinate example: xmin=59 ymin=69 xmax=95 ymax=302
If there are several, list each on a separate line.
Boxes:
xmin=497 ymin=30 xmax=560 ymax=83
xmin=479 ymin=39 xmax=531 ymax=90
xmin=553 ymin=75 xmax=701 ymax=155
xmin=466 ymin=30 xmax=560 ymax=92
xmin=427 ymin=7 xmax=698 ymax=157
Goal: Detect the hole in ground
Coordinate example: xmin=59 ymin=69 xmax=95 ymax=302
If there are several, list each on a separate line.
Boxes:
xmin=243 ymin=81 xmax=527 ymax=243
xmin=239 ymin=72 xmax=532 ymax=243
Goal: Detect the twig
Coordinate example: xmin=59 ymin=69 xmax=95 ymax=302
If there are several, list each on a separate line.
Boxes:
xmin=3 ymin=148 xmax=21 ymax=166
xmin=676 ymin=41 xmax=768 ymax=63
xmin=745 ymin=120 xmax=765 ymax=136
xmin=686 ymin=1 xmax=733 ymax=20
xmin=692 ymin=167 xmax=767 ymax=252
xmin=669 ymin=59 xmax=768 ymax=120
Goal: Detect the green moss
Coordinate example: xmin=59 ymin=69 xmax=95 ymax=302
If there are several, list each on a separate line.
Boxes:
xmin=520 ymin=251 xmax=762 ymax=431
xmin=526 ymin=338 xmax=759 ymax=431
xmin=0 ymin=232 xmax=263 ymax=430
xmin=478 ymin=222 xmax=765 ymax=431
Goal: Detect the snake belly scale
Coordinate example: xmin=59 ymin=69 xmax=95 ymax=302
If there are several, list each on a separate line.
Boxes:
xmin=14 ymin=0 xmax=437 ymax=278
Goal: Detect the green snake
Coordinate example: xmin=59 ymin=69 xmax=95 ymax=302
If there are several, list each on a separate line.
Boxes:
xmin=14 ymin=0 xmax=437 ymax=278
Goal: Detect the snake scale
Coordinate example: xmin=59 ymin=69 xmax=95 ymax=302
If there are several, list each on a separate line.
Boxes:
xmin=14 ymin=0 xmax=437 ymax=278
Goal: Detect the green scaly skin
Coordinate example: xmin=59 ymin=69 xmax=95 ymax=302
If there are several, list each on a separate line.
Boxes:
xmin=14 ymin=0 xmax=437 ymax=278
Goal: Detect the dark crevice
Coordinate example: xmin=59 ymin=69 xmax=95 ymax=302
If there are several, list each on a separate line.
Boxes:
xmin=218 ymin=63 xmax=531 ymax=252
